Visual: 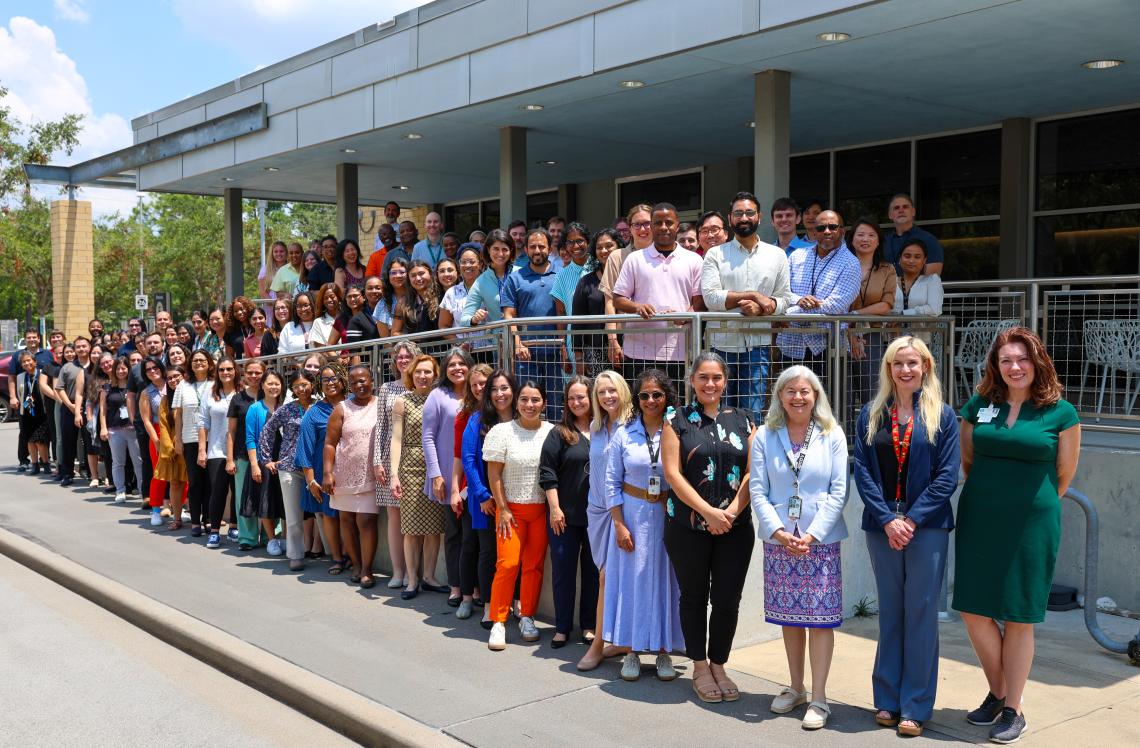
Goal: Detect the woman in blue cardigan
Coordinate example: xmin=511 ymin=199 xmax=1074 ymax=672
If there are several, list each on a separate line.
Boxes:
xmin=853 ymin=335 xmax=960 ymax=738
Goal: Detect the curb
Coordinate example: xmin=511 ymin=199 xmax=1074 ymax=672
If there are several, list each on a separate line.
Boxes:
xmin=0 ymin=527 xmax=458 ymax=748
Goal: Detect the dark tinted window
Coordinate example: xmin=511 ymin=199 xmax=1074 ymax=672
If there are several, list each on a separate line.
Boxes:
xmin=916 ymin=130 xmax=1001 ymax=219
xmin=1034 ymin=210 xmax=1140 ymax=277
xmin=932 ymin=220 xmax=1000 ymax=282
xmin=482 ymin=199 xmax=500 ymax=232
xmin=618 ymin=172 xmax=701 ymax=216
xmin=835 ymin=142 xmax=910 ymax=224
xmin=1036 ymin=109 xmax=1140 ymax=211
xmin=790 ymin=153 xmax=830 ymax=214
xmin=526 ymin=190 xmax=558 ymax=227
xmin=444 ymin=203 xmax=480 ymax=244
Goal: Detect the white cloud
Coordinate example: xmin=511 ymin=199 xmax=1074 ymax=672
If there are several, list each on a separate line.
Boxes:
xmin=53 ymin=0 xmax=90 ymax=23
xmin=170 ymin=0 xmax=430 ymax=65
xmin=1 ymin=16 xmax=135 ymax=216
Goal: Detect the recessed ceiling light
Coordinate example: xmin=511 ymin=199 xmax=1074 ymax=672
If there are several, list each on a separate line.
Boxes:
xmin=816 ymin=32 xmax=850 ymax=42
xmin=1082 ymin=59 xmax=1123 ymax=69
xmin=392 ymin=185 xmax=410 ymax=191
xmin=264 ymin=166 xmax=279 ymax=172
xmin=619 ymin=80 xmax=645 ymax=89
xmin=537 ymin=160 xmax=557 ymax=165
xmin=403 ymin=133 xmax=423 ymax=140
xmin=341 ymin=148 xmax=357 ymax=153
xmin=222 ymin=177 xmax=236 ymax=182
xmin=521 ymin=104 xmax=544 ymax=111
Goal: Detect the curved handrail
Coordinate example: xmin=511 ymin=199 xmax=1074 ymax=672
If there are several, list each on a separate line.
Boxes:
xmin=1064 ymin=487 xmax=1140 ymax=663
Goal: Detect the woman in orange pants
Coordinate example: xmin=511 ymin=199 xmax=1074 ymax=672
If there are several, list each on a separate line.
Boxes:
xmin=483 ymin=380 xmax=555 ymax=651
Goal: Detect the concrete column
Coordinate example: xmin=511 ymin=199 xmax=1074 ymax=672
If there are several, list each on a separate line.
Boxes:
xmin=557 ymin=183 xmax=577 ymax=221
xmin=336 ymin=163 xmax=359 ymax=243
xmin=50 ymin=200 xmax=94 ymax=338
xmin=499 ymin=126 xmax=527 ymax=229
xmin=223 ymin=187 xmax=244 ymax=301
xmin=754 ymin=70 xmax=791 ymax=244
xmin=999 ymin=117 xmax=1032 ymax=278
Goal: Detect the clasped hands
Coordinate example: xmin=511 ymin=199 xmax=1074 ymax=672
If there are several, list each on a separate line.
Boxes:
xmin=884 ymin=517 xmax=917 ymax=551
xmin=737 ymin=292 xmax=777 ymax=317
xmin=772 ymin=529 xmax=815 ymax=556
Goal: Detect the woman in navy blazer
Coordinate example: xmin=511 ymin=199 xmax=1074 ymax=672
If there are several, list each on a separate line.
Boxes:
xmin=853 ymin=335 xmax=960 ymax=737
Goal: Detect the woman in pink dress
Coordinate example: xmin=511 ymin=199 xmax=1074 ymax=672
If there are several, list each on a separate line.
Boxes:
xmin=323 ymin=363 xmax=380 ymax=588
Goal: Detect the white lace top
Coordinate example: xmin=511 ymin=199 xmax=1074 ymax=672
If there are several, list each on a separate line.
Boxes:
xmin=482 ymin=420 xmax=555 ymax=504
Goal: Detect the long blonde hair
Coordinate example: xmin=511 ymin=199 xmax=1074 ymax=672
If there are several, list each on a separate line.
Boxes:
xmin=764 ymin=365 xmax=836 ymax=434
xmin=590 ymin=370 xmax=632 ymax=433
xmin=865 ymin=336 xmax=944 ymax=443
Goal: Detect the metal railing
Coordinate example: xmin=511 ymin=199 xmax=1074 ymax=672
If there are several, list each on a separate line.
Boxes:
xmin=1063 ymin=487 xmax=1140 ymax=665
xmin=251 ymin=312 xmax=954 ymax=449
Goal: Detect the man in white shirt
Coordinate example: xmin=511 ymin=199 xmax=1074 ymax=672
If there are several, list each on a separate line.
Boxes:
xmin=701 ymin=191 xmax=793 ymax=414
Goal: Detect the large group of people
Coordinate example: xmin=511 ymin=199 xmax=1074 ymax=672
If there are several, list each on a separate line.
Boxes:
xmin=9 ymin=194 xmax=1075 ymax=745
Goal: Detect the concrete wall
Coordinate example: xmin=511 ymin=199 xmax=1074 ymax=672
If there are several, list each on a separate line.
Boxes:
xmin=576 ymin=177 xmax=617 ymax=233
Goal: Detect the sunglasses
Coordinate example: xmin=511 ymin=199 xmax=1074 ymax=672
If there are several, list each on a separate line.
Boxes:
xmin=815 ymin=223 xmax=842 ymax=233
xmin=638 ymin=391 xmax=665 ymax=401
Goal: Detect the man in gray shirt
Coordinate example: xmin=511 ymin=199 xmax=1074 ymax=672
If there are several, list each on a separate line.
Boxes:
xmin=54 ymin=337 xmax=90 ymax=487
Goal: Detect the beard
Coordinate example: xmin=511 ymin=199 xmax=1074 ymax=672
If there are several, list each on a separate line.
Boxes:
xmin=733 ymin=221 xmax=757 ymax=238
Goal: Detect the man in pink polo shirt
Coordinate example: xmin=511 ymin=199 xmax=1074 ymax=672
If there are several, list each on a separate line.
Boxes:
xmin=612 ymin=202 xmax=705 ymax=385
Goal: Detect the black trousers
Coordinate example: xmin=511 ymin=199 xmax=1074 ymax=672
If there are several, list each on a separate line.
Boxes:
xmin=548 ymin=523 xmax=599 ymax=635
xmin=183 ymin=443 xmax=208 ymax=526
xmin=444 ymin=505 xmax=465 ymax=589
xmin=472 ymin=528 xmax=497 ymax=601
xmin=451 ymin=509 xmax=481 ymax=596
xmin=135 ymin=421 xmax=153 ymax=497
xmin=43 ymin=399 xmax=57 ymax=461
xmin=206 ymin=457 xmax=234 ymax=530
xmin=58 ymin=406 xmax=80 ymax=479
xmin=664 ymin=517 xmax=756 ymax=664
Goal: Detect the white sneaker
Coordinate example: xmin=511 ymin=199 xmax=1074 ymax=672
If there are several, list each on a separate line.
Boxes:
xmin=771 ymin=686 xmax=809 ymax=714
xmin=181 ymin=509 xmax=191 ymax=521
xmin=149 ymin=509 xmax=163 ymax=526
xmin=114 ymin=492 xmax=126 ymax=503
xmin=266 ymin=539 xmax=283 ymax=557
xmin=802 ymin=701 xmax=831 ymax=730
xmin=620 ymin=652 xmax=641 ymax=681
xmin=519 ymin=616 xmax=540 ymax=642
xmin=655 ymin=653 xmax=677 ymax=681
xmin=488 ymin=622 xmax=507 ymax=651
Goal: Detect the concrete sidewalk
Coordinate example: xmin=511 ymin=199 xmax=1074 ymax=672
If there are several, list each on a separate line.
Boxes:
xmin=1 ymin=423 xmax=1136 ymax=746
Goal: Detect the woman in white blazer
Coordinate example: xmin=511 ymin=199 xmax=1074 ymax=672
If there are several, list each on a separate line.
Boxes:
xmin=750 ymin=364 xmax=848 ymax=731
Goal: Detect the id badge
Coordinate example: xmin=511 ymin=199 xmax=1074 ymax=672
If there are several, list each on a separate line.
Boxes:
xmin=788 ymin=495 xmax=802 ymax=522
xmin=977 ymin=405 xmax=999 ymax=423
xmin=118 ymin=405 xmax=129 ymax=421
xmin=647 ymin=475 xmax=661 ymax=498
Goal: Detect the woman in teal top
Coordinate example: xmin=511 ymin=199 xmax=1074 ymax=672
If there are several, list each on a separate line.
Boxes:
xmin=954 ymin=327 xmax=1081 ymax=744
xmin=459 ymin=229 xmax=515 ymax=328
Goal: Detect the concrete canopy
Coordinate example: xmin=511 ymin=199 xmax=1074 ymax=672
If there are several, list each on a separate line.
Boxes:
xmin=115 ymin=0 xmax=1139 ymax=206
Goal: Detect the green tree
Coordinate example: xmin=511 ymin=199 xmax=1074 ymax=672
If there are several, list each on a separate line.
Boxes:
xmin=0 ymin=195 xmax=52 ymax=318
xmin=0 ymin=85 xmax=83 ymax=202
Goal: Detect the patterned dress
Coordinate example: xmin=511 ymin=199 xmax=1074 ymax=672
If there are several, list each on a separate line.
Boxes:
xmin=374 ymin=379 xmax=407 ymax=507
xmin=396 ymin=391 xmax=443 ymax=534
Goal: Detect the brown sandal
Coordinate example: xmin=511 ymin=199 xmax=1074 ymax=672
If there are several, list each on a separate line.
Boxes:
xmin=710 ymin=666 xmax=740 ymax=702
xmin=876 ymin=710 xmax=900 ymax=727
xmin=692 ymin=670 xmax=723 ymax=703
xmin=898 ymin=719 xmax=923 ymax=736
xmin=166 ymin=519 xmax=183 ymax=531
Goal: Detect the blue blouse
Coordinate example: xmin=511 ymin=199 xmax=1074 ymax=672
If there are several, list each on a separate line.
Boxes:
xmin=461 ymin=411 xmax=494 ymax=531
xmin=294 ymin=400 xmax=334 ymax=500
xmin=604 ymin=418 xmax=671 ymax=510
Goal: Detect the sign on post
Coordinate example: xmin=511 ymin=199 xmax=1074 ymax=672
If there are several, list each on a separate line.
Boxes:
xmin=134 ymin=294 xmax=149 ymax=311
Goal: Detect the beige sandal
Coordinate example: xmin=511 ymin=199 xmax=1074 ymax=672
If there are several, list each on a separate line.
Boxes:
xmin=692 ymin=670 xmax=722 ymax=703
xmin=710 ymin=665 xmax=740 ymax=702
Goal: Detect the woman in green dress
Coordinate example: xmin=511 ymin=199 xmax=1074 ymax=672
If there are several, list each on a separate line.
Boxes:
xmin=955 ymin=327 xmax=1081 ymax=744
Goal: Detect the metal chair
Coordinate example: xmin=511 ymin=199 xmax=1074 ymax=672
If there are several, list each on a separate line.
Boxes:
xmin=953 ymin=319 xmax=1019 ymax=403
xmin=1083 ymin=319 xmax=1140 ymax=415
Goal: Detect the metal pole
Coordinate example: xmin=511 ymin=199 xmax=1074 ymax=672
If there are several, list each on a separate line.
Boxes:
xmin=136 ymin=196 xmax=145 ymax=299
xmin=258 ymin=199 xmax=268 ymax=270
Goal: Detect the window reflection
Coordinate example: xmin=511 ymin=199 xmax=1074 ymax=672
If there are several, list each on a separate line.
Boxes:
xmin=836 ymin=142 xmax=910 ymax=223
xmin=1034 ymin=211 xmax=1140 ymax=277
xmin=1036 ymin=109 xmax=1140 ymax=211
xmin=916 ymin=130 xmax=1001 ymax=219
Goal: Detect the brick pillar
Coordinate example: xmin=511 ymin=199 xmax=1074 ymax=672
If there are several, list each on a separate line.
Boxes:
xmin=50 ymin=200 xmax=94 ymax=339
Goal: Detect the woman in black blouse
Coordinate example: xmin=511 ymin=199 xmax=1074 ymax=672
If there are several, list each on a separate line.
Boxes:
xmin=538 ymin=375 xmax=599 ymax=648
xmin=571 ymin=229 xmax=620 ymax=376
xmin=662 ymin=352 xmax=756 ymax=704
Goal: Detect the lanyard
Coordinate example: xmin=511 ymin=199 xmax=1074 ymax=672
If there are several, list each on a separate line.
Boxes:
xmin=900 ymin=274 xmax=917 ymax=310
xmin=643 ymin=418 xmax=662 ymax=469
xmin=810 ymin=248 xmax=839 ymax=296
xmin=890 ymin=405 xmax=914 ymax=513
xmin=786 ymin=420 xmax=815 ymax=495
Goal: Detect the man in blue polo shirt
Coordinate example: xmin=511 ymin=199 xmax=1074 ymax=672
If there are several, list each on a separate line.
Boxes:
xmin=884 ymin=193 xmax=944 ymax=275
xmin=502 ymin=227 xmax=567 ymax=419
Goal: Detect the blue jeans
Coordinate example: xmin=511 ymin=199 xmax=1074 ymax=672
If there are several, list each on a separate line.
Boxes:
xmin=713 ymin=347 xmax=770 ymax=418
xmin=515 ymin=345 xmax=564 ymax=421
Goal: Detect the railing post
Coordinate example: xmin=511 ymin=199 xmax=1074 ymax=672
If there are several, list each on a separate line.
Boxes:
xmin=830 ymin=319 xmax=843 ymax=430
xmin=1029 ymin=281 xmax=1040 ymax=333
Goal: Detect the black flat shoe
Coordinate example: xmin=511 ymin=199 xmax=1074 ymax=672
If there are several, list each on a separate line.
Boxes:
xmin=421 ymin=582 xmax=450 ymax=594
xmin=401 ymin=587 xmax=419 ymax=600
xmin=29 ymin=463 xmax=40 ymax=476
xmin=551 ymin=635 xmax=569 ymax=649
xmin=447 ymin=596 xmax=461 ymax=607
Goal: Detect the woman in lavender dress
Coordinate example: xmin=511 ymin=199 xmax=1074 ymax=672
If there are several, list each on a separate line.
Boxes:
xmin=603 ymin=369 xmax=684 ymax=683
xmin=422 ymin=347 xmax=473 ymax=604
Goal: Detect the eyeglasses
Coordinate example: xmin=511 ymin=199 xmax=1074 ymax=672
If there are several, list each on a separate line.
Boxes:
xmin=638 ymin=391 xmax=665 ymax=401
xmin=321 ymin=243 xmax=336 ymax=249
xmin=698 ymin=226 xmax=725 ymax=236
xmin=730 ymin=210 xmax=759 ymax=219
xmin=566 ymin=238 xmax=588 ymax=247
xmin=815 ymin=223 xmax=842 ymax=233
xmin=144 ymin=366 xmax=159 ymax=373
xmin=320 ymin=376 xmax=340 ymax=383
xmin=631 ymin=221 xmax=652 ymax=230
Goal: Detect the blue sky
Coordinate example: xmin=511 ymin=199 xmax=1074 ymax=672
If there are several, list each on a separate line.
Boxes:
xmin=2 ymin=0 xmax=428 ymax=214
